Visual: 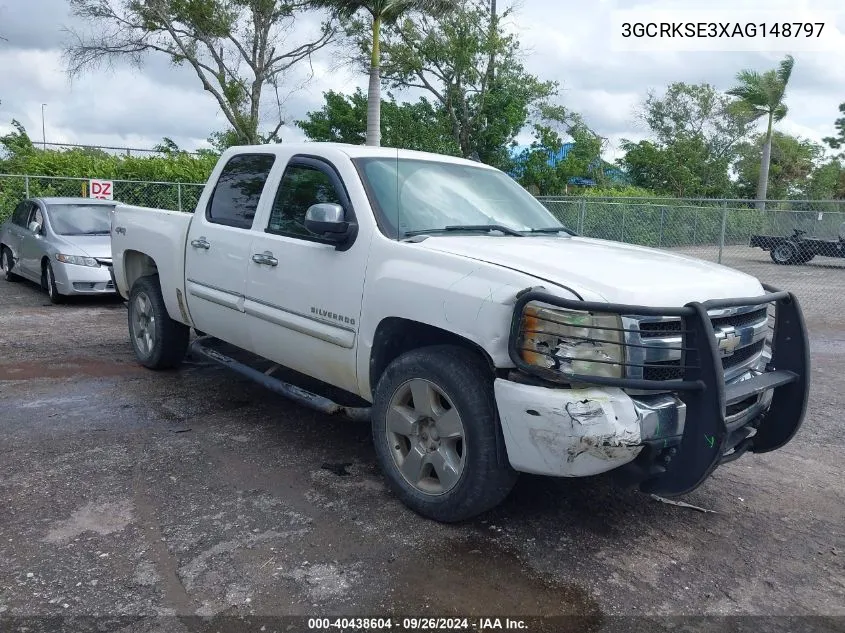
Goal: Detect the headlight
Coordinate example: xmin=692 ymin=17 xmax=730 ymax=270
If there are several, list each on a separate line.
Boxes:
xmin=518 ymin=302 xmax=625 ymax=379
xmin=55 ymin=254 xmax=99 ymax=267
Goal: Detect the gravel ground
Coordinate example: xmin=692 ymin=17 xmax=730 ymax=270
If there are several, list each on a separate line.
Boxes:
xmin=0 ymin=247 xmax=843 ymax=632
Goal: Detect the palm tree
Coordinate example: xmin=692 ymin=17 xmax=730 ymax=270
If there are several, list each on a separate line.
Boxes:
xmin=314 ymin=0 xmax=453 ymax=147
xmin=727 ymin=55 xmax=795 ymax=209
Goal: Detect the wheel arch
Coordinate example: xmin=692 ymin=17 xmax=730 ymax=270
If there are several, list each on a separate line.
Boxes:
xmin=123 ymin=250 xmax=159 ymax=291
xmin=368 ymin=317 xmax=496 ymax=399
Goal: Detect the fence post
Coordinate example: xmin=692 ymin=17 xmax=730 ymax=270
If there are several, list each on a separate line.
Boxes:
xmin=621 ymin=206 xmax=626 ymax=242
xmin=659 ymin=208 xmax=665 ymax=247
xmin=692 ymin=210 xmax=698 ymax=246
xmin=718 ymin=200 xmax=728 ymax=264
xmin=177 ymin=183 xmax=182 ymax=212
xmin=578 ymin=198 xmax=586 ymax=235
xmin=24 ymin=175 xmax=30 ymax=198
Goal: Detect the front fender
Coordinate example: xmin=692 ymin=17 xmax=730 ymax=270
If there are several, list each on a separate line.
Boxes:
xmin=355 ymin=241 xmax=579 ymax=396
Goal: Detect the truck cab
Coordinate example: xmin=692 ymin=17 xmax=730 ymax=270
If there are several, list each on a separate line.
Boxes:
xmin=110 ymin=143 xmax=810 ymax=523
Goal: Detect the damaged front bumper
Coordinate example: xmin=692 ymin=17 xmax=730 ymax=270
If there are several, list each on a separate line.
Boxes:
xmin=495 ymin=284 xmax=809 ymax=496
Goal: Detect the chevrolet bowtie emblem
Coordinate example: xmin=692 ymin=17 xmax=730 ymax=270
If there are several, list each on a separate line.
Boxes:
xmin=716 ymin=328 xmax=741 ymax=356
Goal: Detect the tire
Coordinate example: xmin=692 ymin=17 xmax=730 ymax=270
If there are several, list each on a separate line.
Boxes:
xmin=127 ymin=275 xmax=190 ymax=369
xmin=770 ymin=241 xmax=800 ymax=265
xmin=1 ymin=247 xmax=20 ymax=282
xmin=43 ymin=261 xmax=66 ymax=304
xmin=371 ymin=345 xmax=518 ymax=523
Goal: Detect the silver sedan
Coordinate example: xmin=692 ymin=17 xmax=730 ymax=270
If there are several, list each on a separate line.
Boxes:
xmin=0 ymin=197 xmax=117 ymax=303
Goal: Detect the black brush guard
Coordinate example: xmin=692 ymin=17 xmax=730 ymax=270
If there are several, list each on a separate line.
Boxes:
xmin=508 ymin=284 xmax=810 ymax=496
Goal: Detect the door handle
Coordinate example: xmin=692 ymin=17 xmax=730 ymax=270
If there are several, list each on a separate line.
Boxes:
xmin=251 ymin=251 xmax=278 ymax=267
xmin=191 ymin=238 xmax=210 ymax=249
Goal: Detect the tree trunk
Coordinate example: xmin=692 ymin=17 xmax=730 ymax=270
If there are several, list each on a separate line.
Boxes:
xmin=366 ymin=16 xmax=382 ymax=147
xmin=756 ymin=112 xmax=774 ymax=210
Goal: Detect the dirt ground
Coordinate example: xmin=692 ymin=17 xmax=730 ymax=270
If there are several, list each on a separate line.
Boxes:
xmin=0 ymin=246 xmax=843 ymax=632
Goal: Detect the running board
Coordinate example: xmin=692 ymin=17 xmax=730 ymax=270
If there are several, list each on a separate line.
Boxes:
xmin=189 ymin=337 xmax=371 ymax=422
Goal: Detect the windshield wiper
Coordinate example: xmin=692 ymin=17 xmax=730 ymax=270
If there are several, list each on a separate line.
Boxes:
xmin=403 ymin=224 xmax=524 ymax=238
xmin=525 ymin=226 xmax=573 ymax=235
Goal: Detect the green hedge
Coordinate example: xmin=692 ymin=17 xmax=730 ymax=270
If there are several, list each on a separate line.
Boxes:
xmin=0 ymin=124 xmax=216 ymax=222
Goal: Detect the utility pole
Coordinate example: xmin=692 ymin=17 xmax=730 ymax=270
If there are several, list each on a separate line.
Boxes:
xmin=41 ymin=104 xmax=46 ymax=150
xmin=488 ymin=0 xmax=497 ymax=84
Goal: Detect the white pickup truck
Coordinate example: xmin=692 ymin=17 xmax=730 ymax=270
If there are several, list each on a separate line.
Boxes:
xmin=110 ymin=143 xmax=810 ymax=522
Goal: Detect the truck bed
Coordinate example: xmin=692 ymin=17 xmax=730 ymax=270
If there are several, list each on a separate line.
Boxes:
xmin=110 ymin=204 xmax=193 ymax=325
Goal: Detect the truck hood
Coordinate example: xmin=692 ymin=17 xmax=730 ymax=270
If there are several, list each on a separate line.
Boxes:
xmin=54 ymin=234 xmax=112 ymax=260
xmin=415 ymin=235 xmax=764 ymax=305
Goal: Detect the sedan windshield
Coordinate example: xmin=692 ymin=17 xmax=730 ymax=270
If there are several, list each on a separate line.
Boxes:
xmin=48 ymin=204 xmax=113 ymax=236
xmin=355 ymin=158 xmax=569 ymax=238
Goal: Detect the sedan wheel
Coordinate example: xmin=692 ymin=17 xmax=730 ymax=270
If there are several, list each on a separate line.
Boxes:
xmin=386 ymin=378 xmax=466 ymax=496
xmin=2 ymin=249 xmax=19 ymax=282
xmin=44 ymin=263 xmax=66 ymax=304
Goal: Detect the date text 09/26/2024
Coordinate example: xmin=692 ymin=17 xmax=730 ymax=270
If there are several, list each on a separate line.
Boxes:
xmin=308 ymin=617 xmax=529 ymax=631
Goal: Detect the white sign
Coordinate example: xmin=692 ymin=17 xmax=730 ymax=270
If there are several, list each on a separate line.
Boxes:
xmin=89 ymin=179 xmax=114 ymax=200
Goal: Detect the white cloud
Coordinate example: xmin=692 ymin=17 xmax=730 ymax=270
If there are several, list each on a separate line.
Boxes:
xmin=0 ymin=0 xmax=842 ymax=159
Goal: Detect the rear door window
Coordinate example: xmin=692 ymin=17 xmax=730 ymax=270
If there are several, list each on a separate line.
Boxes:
xmin=206 ymin=154 xmax=276 ymax=229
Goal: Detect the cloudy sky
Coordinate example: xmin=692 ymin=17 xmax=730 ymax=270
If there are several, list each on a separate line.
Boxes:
xmin=1 ymin=0 xmax=844 ymax=161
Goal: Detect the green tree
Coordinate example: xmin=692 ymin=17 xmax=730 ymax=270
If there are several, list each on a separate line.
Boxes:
xmin=373 ymin=0 xmax=556 ymax=166
xmin=733 ymin=131 xmax=821 ymax=200
xmin=65 ymin=0 xmax=336 ymax=145
xmin=727 ymin=55 xmax=795 ymax=207
xmin=311 ymin=0 xmax=453 ymax=147
xmin=641 ymin=82 xmax=752 ymax=160
xmin=823 ymin=102 xmax=845 ymax=158
xmin=514 ymin=109 xmax=606 ymax=195
xmin=618 ymin=82 xmax=752 ymax=198
xmin=296 ymin=88 xmax=459 ymax=153
xmin=806 ymin=160 xmax=845 ymax=199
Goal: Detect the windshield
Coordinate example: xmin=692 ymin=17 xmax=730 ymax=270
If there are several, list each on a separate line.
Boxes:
xmin=48 ymin=204 xmax=114 ymax=235
xmin=355 ymin=158 xmax=568 ymax=238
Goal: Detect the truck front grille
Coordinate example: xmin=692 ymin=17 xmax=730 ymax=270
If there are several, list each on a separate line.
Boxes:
xmin=626 ymin=306 xmax=770 ymax=384
xmin=642 ymin=339 xmax=766 ymax=381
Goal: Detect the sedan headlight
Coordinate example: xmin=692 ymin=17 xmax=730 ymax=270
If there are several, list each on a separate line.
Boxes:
xmin=518 ymin=302 xmax=625 ymax=379
xmin=55 ymin=254 xmax=99 ymax=267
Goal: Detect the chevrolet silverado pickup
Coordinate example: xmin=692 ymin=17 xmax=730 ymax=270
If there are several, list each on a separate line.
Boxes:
xmin=110 ymin=143 xmax=810 ymax=522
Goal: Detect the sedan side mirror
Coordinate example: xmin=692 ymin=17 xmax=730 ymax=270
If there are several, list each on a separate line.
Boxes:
xmin=305 ymin=203 xmax=349 ymax=241
xmin=28 ymin=221 xmax=42 ymax=234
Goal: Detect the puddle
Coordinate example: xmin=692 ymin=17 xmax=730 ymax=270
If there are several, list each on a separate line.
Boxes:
xmin=383 ymin=534 xmax=603 ymax=630
xmin=0 ymin=358 xmax=143 ymax=380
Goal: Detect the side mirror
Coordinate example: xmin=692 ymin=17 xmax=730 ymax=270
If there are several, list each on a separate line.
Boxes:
xmin=305 ymin=203 xmax=349 ymax=241
xmin=28 ymin=221 xmax=41 ymax=234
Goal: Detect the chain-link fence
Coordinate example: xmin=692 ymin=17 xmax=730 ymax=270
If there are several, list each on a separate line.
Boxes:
xmin=0 ymin=174 xmax=841 ymax=328
xmin=538 ymin=196 xmax=845 ymax=329
xmin=0 ymin=174 xmax=205 ymax=223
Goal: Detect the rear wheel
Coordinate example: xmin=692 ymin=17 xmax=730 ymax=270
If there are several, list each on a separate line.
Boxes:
xmin=128 ymin=275 xmax=189 ymax=369
xmin=771 ymin=241 xmax=801 ymax=265
xmin=371 ymin=345 xmax=518 ymax=523
xmin=1 ymin=247 xmax=20 ymax=282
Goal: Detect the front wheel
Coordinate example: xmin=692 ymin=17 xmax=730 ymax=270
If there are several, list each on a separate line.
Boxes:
xmin=128 ymin=275 xmax=189 ymax=369
xmin=371 ymin=345 xmax=518 ymax=523
xmin=43 ymin=262 xmax=66 ymax=304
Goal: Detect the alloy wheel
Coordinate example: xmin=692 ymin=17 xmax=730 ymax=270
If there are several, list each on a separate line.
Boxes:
xmin=385 ymin=378 xmax=466 ymax=496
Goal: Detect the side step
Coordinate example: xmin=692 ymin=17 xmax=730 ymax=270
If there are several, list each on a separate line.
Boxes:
xmin=189 ymin=337 xmax=371 ymax=422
